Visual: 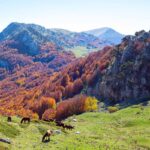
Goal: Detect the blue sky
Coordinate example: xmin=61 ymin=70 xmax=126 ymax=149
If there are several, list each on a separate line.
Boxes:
xmin=0 ymin=0 xmax=149 ymax=34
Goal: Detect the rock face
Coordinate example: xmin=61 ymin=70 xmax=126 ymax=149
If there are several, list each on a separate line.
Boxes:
xmin=89 ymin=30 xmax=150 ymax=104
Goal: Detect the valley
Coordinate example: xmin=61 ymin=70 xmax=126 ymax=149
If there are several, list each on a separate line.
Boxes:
xmin=0 ymin=22 xmax=149 ymax=150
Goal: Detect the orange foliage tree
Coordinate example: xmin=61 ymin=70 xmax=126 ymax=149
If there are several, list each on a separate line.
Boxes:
xmin=42 ymin=108 xmax=56 ymax=120
xmin=32 ymin=97 xmax=56 ymax=119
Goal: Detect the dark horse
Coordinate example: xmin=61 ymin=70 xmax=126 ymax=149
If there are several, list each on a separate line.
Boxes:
xmin=64 ymin=125 xmax=74 ymax=130
xmin=20 ymin=117 xmax=30 ymax=124
xmin=7 ymin=116 xmax=12 ymax=122
xmin=42 ymin=130 xmax=53 ymax=142
xmin=55 ymin=121 xmax=65 ymax=128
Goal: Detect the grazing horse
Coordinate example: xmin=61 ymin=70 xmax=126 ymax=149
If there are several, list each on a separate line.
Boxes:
xmin=42 ymin=130 xmax=53 ymax=142
xmin=7 ymin=116 xmax=12 ymax=122
xmin=55 ymin=121 xmax=65 ymax=128
xmin=55 ymin=121 xmax=74 ymax=130
xmin=43 ymin=119 xmax=55 ymax=122
xmin=64 ymin=125 xmax=74 ymax=130
xmin=20 ymin=117 xmax=30 ymax=124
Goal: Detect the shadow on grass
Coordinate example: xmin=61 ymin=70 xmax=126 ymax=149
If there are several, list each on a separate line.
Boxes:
xmin=42 ymin=139 xmax=50 ymax=143
xmin=37 ymin=125 xmax=48 ymax=135
xmin=19 ymin=123 xmax=30 ymax=129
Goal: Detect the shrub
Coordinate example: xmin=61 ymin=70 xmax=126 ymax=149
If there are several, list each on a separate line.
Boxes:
xmin=108 ymin=106 xmax=119 ymax=113
xmin=84 ymin=96 xmax=98 ymax=112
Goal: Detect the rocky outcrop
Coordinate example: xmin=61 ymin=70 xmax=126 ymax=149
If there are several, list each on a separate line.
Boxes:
xmin=90 ymin=30 xmax=150 ymax=104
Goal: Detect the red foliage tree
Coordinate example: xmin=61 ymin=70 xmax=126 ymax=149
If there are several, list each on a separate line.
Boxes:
xmin=55 ymin=95 xmax=86 ymax=120
xmin=61 ymin=74 xmax=70 ymax=87
xmin=64 ymin=83 xmax=74 ymax=98
xmin=73 ymin=79 xmax=83 ymax=95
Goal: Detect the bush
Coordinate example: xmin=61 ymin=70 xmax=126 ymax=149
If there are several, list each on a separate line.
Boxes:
xmin=108 ymin=106 xmax=119 ymax=113
xmin=84 ymin=96 xmax=98 ymax=112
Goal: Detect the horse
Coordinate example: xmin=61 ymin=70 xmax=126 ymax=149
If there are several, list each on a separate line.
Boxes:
xmin=64 ymin=125 xmax=74 ymax=130
xmin=20 ymin=117 xmax=30 ymax=124
xmin=7 ymin=116 xmax=12 ymax=122
xmin=42 ymin=130 xmax=53 ymax=142
xmin=43 ymin=119 xmax=55 ymax=122
xmin=55 ymin=121 xmax=65 ymax=128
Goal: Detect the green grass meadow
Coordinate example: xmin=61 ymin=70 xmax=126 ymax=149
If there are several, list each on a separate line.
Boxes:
xmin=0 ymin=104 xmax=150 ymax=150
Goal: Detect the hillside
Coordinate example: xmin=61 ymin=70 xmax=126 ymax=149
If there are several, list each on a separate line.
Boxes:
xmin=0 ymin=40 xmax=75 ymax=80
xmin=0 ymin=30 xmax=149 ymax=118
xmin=0 ymin=103 xmax=150 ymax=150
xmin=85 ymin=27 xmax=124 ymax=45
xmin=0 ymin=23 xmax=126 ymax=80
xmin=0 ymin=22 xmax=104 ymax=56
xmin=0 ymin=23 xmax=121 ymax=79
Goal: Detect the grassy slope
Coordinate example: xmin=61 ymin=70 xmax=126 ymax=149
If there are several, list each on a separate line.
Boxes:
xmin=66 ymin=46 xmax=98 ymax=57
xmin=0 ymin=104 xmax=150 ymax=150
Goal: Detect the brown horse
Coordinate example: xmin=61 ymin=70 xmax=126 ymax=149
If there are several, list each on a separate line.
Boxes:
xmin=7 ymin=116 xmax=12 ymax=122
xmin=42 ymin=130 xmax=53 ymax=142
xmin=20 ymin=117 xmax=30 ymax=124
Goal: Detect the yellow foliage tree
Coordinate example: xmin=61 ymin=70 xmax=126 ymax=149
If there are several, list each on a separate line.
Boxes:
xmin=84 ymin=96 xmax=98 ymax=112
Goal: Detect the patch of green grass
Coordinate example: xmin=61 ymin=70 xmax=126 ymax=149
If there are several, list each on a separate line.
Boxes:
xmin=0 ymin=103 xmax=150 ymax=150
xmin=0 ymin=144 xmax=9 ymax=150
xmin=0 ymin=121 xmax=20 ymax=138
xmin=66 ymin=46 xmax=98 ymax=57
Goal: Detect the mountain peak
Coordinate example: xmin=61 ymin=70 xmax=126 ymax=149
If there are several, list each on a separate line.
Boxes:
xmin=85 ymin=27 xmax=124 ymax=44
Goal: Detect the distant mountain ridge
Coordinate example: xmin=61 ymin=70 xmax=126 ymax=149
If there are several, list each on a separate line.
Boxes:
xmin=0 ymin=23 xmax=125 ymax=57
xmin=85 ymin=27 xmax=124 ymax=45
xmin=0 ymin=22 xmax=125 ymax=80
xmin=0 ymin=22 xmax=103 ymax=56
